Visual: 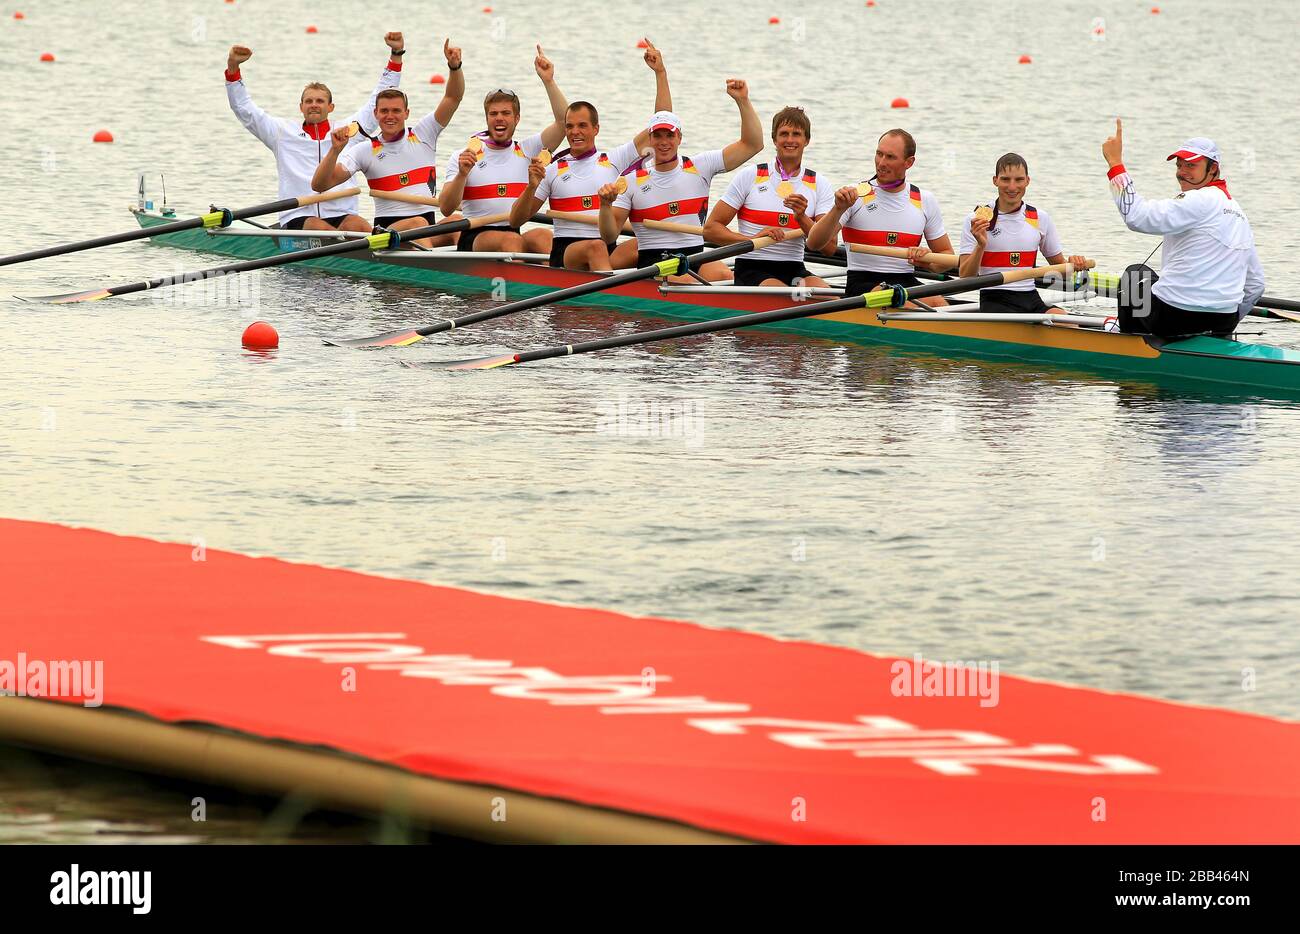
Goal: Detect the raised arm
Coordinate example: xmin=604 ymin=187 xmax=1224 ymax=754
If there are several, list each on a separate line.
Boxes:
xmin=348 ymin=33 xmax=406 ymax=131
xmin=720 ymin=79 xmax=762 ymax=171
xmin=631 ymin=39 xmax=672 ymax=153
xmin=224 ymin=45 xmax=280 ymax=148
xmin=311 ymin=126 xmax=357 ymax=192
xmin=1103 ymin=118 xmax=1213 ymax=235
xmin=433 ymin=38 xmax=465 ymax=129
xmin=534 ymin=45 xmax=568 ymax=151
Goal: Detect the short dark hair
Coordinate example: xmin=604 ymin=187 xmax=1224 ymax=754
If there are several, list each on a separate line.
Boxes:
xmin=771 ymin=106 xmax=811 ymax=140
xmin=566 ymin=101 xmax=599 ymax=125
xmin=375 ymin=89 xmax=408 ymax=108
xmin=995 ymin=152 xmax=1028 ymax=175
xmin=878 ymin=128 xmax=916 ymax=159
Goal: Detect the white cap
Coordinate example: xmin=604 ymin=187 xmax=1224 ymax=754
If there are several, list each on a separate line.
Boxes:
xmin=647 ymin=110 xmax=682 ymax=134
xmin=1166 ymin=137 xmax=1221 ymax=164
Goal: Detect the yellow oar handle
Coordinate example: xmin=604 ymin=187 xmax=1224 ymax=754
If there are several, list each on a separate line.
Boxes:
xmin=300 ymin=187 xmax=361 ymax=206
xmin=369 ymin=188 xmax=439 ymax=207
xmin=848 ymin=243 xmax=959 ymax=269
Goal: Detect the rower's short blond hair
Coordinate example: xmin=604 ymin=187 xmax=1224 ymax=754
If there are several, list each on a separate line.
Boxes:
xmin=300 ymin=82 xmax=333 ymax=103
xmin=771 ymin=106 xmax=810 ymax=141
xmin=375 ymin=89 xmax=409 ymax=108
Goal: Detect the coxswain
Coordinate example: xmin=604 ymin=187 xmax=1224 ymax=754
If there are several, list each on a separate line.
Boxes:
xmin=439 ymin=45 xmax=570 ymax=256
xmin=1102 ymin=119 xmax=1264 ymax=337
xmin=225 ymin=32 xmax=406 ymax=232
xmin=597 ymin=80 xmax=763 ymax=282
xmin=702 ymin=105 xmax=835 ymax=288
xmin=958 ymin=153 xmax=1091 ymax=313
xmin=312 ymin=40 xmax=465 ymax=247
xmin=508 ymin=38 xmax=673 ymax=271
xmin=807 ymin=129 xmax=955 ymax=306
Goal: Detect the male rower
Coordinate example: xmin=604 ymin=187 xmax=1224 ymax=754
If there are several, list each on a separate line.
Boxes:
xmin=439 ymin=45 xmax=570 ymax=256
xmin=807 ymin=129 xmax=954 ymax=306
xmin=313 ymin=40 xmax=465 ymax=247
xmin=225 ymin=33 xmax=405 ymax=232
xmin=958 ymin=153 xmax=1091 ymax=313
xmin=597 ymin=80 xmax=763 ymax=282
xmin=1102 ymin=119 xmax=1264 ymax=337
xmin=508 ymin=39 xmax=673 ymax=270
xmin=702 ymin=106 xmax=836 ymax=288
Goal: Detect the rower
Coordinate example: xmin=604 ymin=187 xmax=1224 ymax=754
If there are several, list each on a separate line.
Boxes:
xmin=807 ymin=128 xmax=954 ymax=306
xmin=508 ymin=38 xmax=673 ymax=271
xmin=1103 ymin=119 xmax=1264 ymax=338
xmin=702 ymin=106 xmax=835 ymax=288
xmin=311 ymin=40 xmax=465 ymax=248
xmin=225 ymin=32 xmax=405 ymax=232
xmin=439 ymin=45 xmax=570 ymax=256
xmin=958 ymin=153 xmax=1091 ymax=314
xmin=597 ymin=80 xmax=763 ymax=283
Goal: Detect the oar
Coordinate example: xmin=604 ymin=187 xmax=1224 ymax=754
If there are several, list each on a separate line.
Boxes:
xmin=422 ymin=263 xmax=1074 ymax=370
xmin=1086 ymin=271 xmax=1300 ymax=322
xmin=0 ymin=188 xmax=361 ymax=269
xmin=323 ymin=234 xmax=795 ymax=348
xmin=17 ymin=212 xmax=510 ymax=304
xmin=847 ymin=243 xmax=959 ymax=269
xmin=546 ymin=210 xmax=704 ymax=238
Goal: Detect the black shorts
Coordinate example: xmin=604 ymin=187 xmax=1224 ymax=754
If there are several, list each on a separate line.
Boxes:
xmin=637 ymin=244 xmax=705 ymax=271
xmin=979 ymin=288 xmax=1050 ymax=314
xmin=843 ymin=270 xmax=922 ymax=297
xmin=549 ymin=236 xmax=619 ymax=268
xmin=283 ymin=214 xmax=348 ymax=230
xmin=732 ymin=257 xmax=812 ymax=287
xmin=374 ymin=212 xmax=439 ymax=230
xmin=1116 ymin=264 xmax=1239 ymax=338
xmin=457 ymin=225 xmax=523 ymax=252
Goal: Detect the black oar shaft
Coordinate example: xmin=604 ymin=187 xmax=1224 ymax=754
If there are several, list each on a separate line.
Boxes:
xmin=415 ymin=239 xmax=761 ymax=339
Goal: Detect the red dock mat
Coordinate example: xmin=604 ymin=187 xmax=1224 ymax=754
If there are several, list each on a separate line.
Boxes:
xmin=1 ymin=518 xmax=1296 ymax=843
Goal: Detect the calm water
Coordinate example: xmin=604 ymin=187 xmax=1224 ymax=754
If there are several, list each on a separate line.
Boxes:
xmin=2 ymin=0 xmax=1298 ymax=842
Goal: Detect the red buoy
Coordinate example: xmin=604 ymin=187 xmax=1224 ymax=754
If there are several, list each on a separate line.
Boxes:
xmin=890 ymin=97 xmax=909 ymax=109
xmin=39 ymin=52 xmax=54 ymax=62
xmin=1018 ymin=54 xmax=1032 ymax=64
xmin=92 ymin=129 xmax=114 ymax=143
xmin=636 ymin=38 xmax=649 ymax=49
xmin=13 ymin=11 xmax=25 ymax=19
xmin=1150 ymin=6 xmax=1161 ymax=12
xmin=242 ymin=321 xmax=279 ymax=350
xmin=769 ymin=15 xmax=780 ymax=23
xmin=305 ymin=25 xmax=318 ymax=34
xmin=430 ymin=74 xmax=445 ymax=84
xmin=866 ymin=1 xmax=876 ymax=6
xmin=482 ymin=6 xmax=492 ymax=11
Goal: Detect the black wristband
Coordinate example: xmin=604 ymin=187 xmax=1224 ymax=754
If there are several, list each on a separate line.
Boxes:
xmin=449 ymin=62 xmax=461 ymax=71
xmin=390 ymin=49 xmax=405 ymax=56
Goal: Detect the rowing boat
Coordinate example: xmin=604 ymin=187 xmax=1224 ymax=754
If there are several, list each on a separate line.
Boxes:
xmin=129 ymin=206 xmax=1300 ymax=395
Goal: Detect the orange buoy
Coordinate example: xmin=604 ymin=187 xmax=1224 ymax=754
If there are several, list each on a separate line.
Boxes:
xmin=1018 ymin=54 xmax=1032 ymax=64
xmin=305 ymin=25 xmax=318 ymax=34
xmin=242 ymin=321 xmax=279 ymax=350
xmin=636 ymin=38 xmax=649 ymax=48
xmin=13 ymin=11 xmax=24 ymax=19
xmin=866 ymin=1 xmax=876 ymax=6
xmin=1150 ymin=6 xmax=1161 ymax=12
xmin=890 ymin=97 xmax=909 ymax=109
xmin=39 ymin=52 xmax=54 ymax=62
xmin=430 ymin=74 xmax=445 ymax=84
xmin=769 ymin=15 xmax=780 ymax=23
xmin=92 ymin=129 xmax=114 ymax=143
xmin=482 ymin=5 xmax=492 ymax=11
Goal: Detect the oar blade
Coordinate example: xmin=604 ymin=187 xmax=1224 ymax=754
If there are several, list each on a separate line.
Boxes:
xmin=321 ymin=329 xmax=426 ymax=349
xmin=14 ymin=287 xmax=116 ymax=304
xmin=399 ymin=352 xmax=520 ymax=371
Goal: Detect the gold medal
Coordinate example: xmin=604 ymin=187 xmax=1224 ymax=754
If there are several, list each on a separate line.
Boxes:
xmin=536 ymin=149 xmax=552 ymax=167
xmin=776 ymin=180 xmax=794 ymax=199
xmin=345 ymin=121 xmax=360 ymax=138
xmin=856 ymin=182 xmax=872 ymax=199
xmin=614 ymin=176 xmax=628 ymax=194
xmin=974 ymin=205 xmax=994 ymax=223
xmin=466 ymin=137 xmax=484 ymax=160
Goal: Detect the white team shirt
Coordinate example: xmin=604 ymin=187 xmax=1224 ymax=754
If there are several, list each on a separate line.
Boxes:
xmin=225 ymin=61 xmax=400 ymax=225
xmin=338 ymin=112 xmax=444 ymax=220
xmin=534 ymin=140 xmax=640 ymax=240
xmin=959 ymin=202 xmax=1063 ymax=291
xmin=720 ymin=162 xmax=833 ymax=262
xmin=613 ymin=149 xmax=727 ymax=251
xmin=444 ymin=132 xmax=545 ymax=227
xmin=1108 ymin=165 xmax=1265 ymax=316
xmin=838 ymin=182 xmax=946 ymax=273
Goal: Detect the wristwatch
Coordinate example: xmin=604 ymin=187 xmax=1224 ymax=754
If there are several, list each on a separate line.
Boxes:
xmin=391 ymin=49 xmax=406 ymax=56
